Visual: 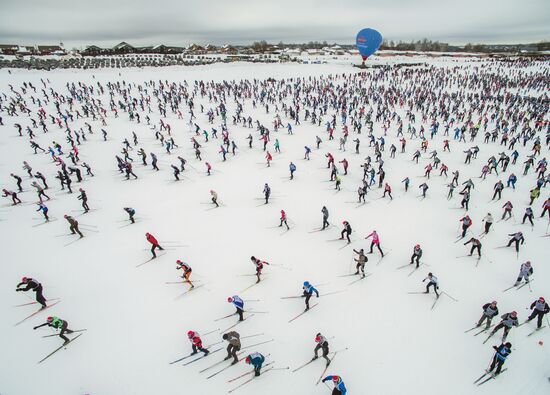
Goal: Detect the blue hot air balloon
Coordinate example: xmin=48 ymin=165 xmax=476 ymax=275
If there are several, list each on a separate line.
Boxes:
xmin=356 ymin=28 xmax=383 ymax=61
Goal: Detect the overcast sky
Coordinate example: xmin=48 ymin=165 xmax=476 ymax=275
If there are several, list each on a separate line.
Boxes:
xmin=1 ymin=0 xmax=549 ymax=48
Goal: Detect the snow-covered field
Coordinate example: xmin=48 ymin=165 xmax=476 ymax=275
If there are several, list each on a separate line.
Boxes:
xmin=0 ymin=58 xmax=548 ymax=395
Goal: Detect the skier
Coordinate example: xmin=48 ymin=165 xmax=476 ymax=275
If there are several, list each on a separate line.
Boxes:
xmin=263 ymin=183 xmax=271 ymax=204
xmin=340 ymin=221 xmax=352 ymax=243
xmin=506 ymin=232 xmax=524 ymax=253
xmin=477 ymin=301 xmax=499 ymax=329
xmin=423 ymin=272 xmax=439 ymax=296
xmin=459 ymin=215 xmax=472 ymax=238
xmin=522 ymin=207 xmax=534 ymax=226
xmin=171 ymin=165 xmax=181 ymax=181
xmin=352 ymin=248 xmax=367 ymax=275
xmin=187 ymin=331 xmax=209 ymax=356
xmin=245 ymin=352 xmax=265 ymax=376
xmin=489 ymin=311 xmax=519 ymax=341
xmin=312 ymin=333 xmax=331 ymax=366
xmin=36 ymin=203 xmax=49 ymax=221
xmin=279 ymin=209 xmax=289 ymax=230
xmin=365 ymin=230 xmax=384 ymax=256
xmin=482 ymin=213 xmax=493 ymax=234
xmin=464 ymin=237 xmax=482 ymax=257
xmin=210 ymin=190 xmax=219 ymax=207
xmin=64 ymin=215 xmax=83 ymax=237
xmin=321 ymin=206 xmax=330 ymax=230
xmin=10 ymin=173 xmax=23 ymax=192
xmin=302 ymin=281 xmax=319 ymax=310
xmin=383 ymin=183 xmax=393 ymax=200
xmin=410 ymin=244 xmax=422 ymax=267
xmin=123 ymin=207 xmax=136 ymax=223
xmin=486 ymin=342 xmax=512 ymax=376
xmin=289 ymin=162 xmax=296 ymax=180
xmin=2 ymin=189 xmax=22 ymax=205
xmin=418 ymin=182 xmax=429 ymax=198
xmin=176 ymin=260 xmax=194 ymax=288
xmin=222 ymin=331 xmax=241 ymax=364
xmin=33 ymin=316 xmax=74 ymax=344
xmin=540 ymin=198 xmax=550 ymax=218
xmin=514 ymin=261 xmax=533 ymax=286
xmin=77 ymin=188 xmax=89 ymax=213
xmin=145 ymin=232 xmax=164 ymax=258
xmin=251 ymin=256 xmax=269 ymax=283
xmin=227 ymin=295 xmax=244 ymax=321
xmin=501 ymin=201 xmax=513 ymax=220
xmin=322 ymin=375 xmax=347 ymax=395
xmin=525 ymin=297 xmax=549 ymax=329
xmin=31 ymin=181 xmax=50 ymax=202
xmin=16 ymin=276 xmax=47 ymax=308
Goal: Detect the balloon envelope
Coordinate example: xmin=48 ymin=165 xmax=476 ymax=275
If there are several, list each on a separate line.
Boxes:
xmin=356 ymin=28 xmax=383 ymax=60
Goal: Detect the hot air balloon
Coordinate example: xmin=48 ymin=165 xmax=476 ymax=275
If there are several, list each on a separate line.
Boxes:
xmin=356 ymin=28 xmax=383 ymax=65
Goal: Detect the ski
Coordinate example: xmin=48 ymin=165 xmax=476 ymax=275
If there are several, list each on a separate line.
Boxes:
xmin=516 ymin=280 xmax=534 ymax=290
xmin=240 ymin=279 xmax=267 ymax=293
xmin=200 ymin=351 xmax=246 ymax=373
xmin=174 ymin=284 xmax=204 ymax=299
xmin=407 ymin=264 xmax=425 ymax=277
xmin=170 ymin=352 xmax=202 ymax=365
xmin=477 ymin=369 xmax=507 ymax=386
xmin=502 ymin=284 xmax=518 ymax=292
xmin=38 ymin=333 xmax=83 ymax=364
xmin=206 ymin=358 xmax=244 ymax=379
xmin=280 ymin=295 xmax=302 ymax=299
xmin=348 ymin=273 xmax=371 ymax=286
xmin=315 ymin=352 xmax=338 ymax=384
xmin=239 ymin=339 xmax=274 ymax=351
xmin=465 ymin=325 xmax=480 ymax=333
xmin=63 ymin=236 xmax=85 ymax=247
xmin=482 ymin=332 xmax=495 ymax=344
xmin=473 ymin=324 xmax=495 ymax=336
xmin=375 ymin=251 xmax=390 ymax=265
xmin=322 ymin=290 xmax=346 ymax=297
xmin=15 ymin=301 xmax=60 ymax=326
xmin=292 ymin=359 xmax=315 ymax=373
xmin=527 ymin=326 xmax=546 ymax=336
xmin=136 ymin=252 xmax=167 ymax=268
xmin=228 ymin=361 xmax=275 ymax=382
xmin=215 ymin=313 xmax=239 ymax=322
xmin=228 ymin=366 xmax=277 ymax=393
xmin=289 ymin=304 xmax=318 ymax=323
xmin=473 ymin=372 xmax=488 ymax=384
xmin=221 ymin=314 xmax=255 ymax=332
xmin=182 ymin=348 xmax=223 ymax=366
xmin=42 ymin=329 xmax=87 ymax=338
xmin=431 ymin=295 xmax=441 ymax=310
xmin=14 ymin=298 xmax=60 ymax=307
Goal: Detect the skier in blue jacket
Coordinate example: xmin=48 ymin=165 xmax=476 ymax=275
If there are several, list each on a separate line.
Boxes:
xmin=487 ymin=342 xmax=511 ymax=376
xmin=36 ymin=203 xmax=49 ymax=221
xmin=289 ymin=162 xmax=296 ymax=180
xmin=302 ymin=281 xmax=319 ymax=310
xmin=322 ymin=375 xmax=347 ymax=394
xmin=228 ymin=295 xmax=244 ymax=321
xmin=245 ymin=352 xmax=265 ymax=376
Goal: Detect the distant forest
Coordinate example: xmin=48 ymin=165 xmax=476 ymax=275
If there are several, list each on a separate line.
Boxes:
xmin=256 ymin=39 xmax=550 ymax=53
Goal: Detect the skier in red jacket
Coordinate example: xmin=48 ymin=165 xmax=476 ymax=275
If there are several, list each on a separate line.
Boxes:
xmin=146 ymin=232 xmax=164 ymax=258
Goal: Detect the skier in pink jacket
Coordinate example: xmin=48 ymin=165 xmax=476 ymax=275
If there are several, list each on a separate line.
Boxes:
xmin=365 ymin=230 xmax=384 ymax=256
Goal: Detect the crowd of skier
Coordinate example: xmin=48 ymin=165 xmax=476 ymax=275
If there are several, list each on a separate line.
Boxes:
xmin=3 ymin=55 xmax=550 ymax=392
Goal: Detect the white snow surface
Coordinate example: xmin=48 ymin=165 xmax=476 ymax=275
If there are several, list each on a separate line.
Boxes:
xmin=0 ymin=58 xmax=549 ymax=395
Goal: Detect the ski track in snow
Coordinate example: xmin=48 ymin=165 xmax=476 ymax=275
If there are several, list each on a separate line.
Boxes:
xmin=0 ymin=57 xmax=549 ymax=395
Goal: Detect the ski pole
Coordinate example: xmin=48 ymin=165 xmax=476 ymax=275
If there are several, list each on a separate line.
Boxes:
xmin=443 ymin=291 xmax=459 ymax=302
